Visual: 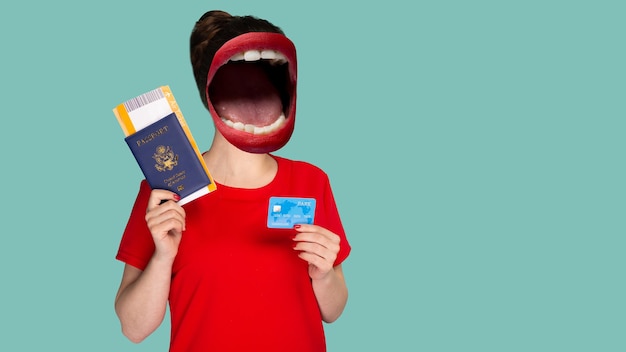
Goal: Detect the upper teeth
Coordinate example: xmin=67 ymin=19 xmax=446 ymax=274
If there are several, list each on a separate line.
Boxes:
xmin=230 ymin=49 xmax=287 ymax=65
xmin=221 ymin=113 xmax=286 ymax=135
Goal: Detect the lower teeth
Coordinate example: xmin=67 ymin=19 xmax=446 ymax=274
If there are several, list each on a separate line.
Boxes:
xmin=221 ymin=113 xmax=286 ymax=135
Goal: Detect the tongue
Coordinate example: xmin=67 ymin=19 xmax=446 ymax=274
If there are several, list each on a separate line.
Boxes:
xmin=209 ymin=62 xmax=283 ymax=126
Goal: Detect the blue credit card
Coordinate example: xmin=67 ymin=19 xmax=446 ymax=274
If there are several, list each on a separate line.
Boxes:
xmin=267 ymin=197 xmax=316 ymax=229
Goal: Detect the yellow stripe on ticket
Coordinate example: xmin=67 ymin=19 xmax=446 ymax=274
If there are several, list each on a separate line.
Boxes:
xmin=112 ymin=104 xmax=136 ymax=136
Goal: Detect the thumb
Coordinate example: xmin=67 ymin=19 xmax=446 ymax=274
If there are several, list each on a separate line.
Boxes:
xmin=147 ymin=189 xmax=181 ymax=211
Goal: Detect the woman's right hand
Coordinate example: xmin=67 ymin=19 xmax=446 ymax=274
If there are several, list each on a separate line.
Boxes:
xmin=145 ymin=189 xmax=186 ymax=261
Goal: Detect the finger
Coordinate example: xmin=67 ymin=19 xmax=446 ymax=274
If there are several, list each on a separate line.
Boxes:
xmin=146 ymin=206 xmax=186 ymax=232
xmin=150 ymin=217 xmax=185 ymax=238
xmin=294 ymin=241 xmax=337 ymax=263
xmin=294 ymin=224 xmax=339 ymax=242
xmin=294 ymin=232 xmax=340 ymax=246
xmin=147 ymin=189 xmax=181 ymax=211
xmin=293 ymin=223 xmax=319 ymax=233
xmin=146 ymin=207 xmax=186 ymax=228
xmin=147 ymin=198 xmax=186 ymax=218
xmin=293 ymin=230 xmax=340 ymax=252
xmin=297 ymin=251 xmax=333 ymax=273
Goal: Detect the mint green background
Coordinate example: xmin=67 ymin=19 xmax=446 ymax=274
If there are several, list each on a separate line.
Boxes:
xmin=1 ymin=1 xmax=624 ymax=351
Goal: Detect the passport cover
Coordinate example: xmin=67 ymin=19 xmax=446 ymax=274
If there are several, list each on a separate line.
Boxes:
xmin=113 ymin=86 xmax=216 ymax=204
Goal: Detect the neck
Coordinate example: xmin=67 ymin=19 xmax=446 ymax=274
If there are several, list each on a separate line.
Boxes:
xmin=203 ymin=131 xmax=278 ymax=188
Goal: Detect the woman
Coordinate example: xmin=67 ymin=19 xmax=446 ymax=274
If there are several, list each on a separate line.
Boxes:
xmin=114 ymin=10 xmax=351 ymax=352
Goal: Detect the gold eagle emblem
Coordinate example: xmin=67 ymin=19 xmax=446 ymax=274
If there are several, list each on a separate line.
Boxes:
xmin=153 ymin=145 xmax=179 ymax=172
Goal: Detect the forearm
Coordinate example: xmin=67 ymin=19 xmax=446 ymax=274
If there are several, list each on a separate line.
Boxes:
xmin=312 ymin=266 xmax=348 ymax=323
xmin=115 ymin=256 xmax=174 ymax=343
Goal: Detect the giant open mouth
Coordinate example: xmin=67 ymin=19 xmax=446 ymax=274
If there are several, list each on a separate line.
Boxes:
xmin=205 ymin=32 xmax=297 ymax=153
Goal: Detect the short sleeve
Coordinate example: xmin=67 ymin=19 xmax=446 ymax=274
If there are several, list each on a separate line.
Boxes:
xmin=321 ymin=177 xmax=351 ymax=266
xmin=115 ymin=180 xmax=155 ymax=271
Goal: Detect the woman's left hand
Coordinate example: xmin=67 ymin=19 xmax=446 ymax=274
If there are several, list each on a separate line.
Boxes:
xmin=293 ymin=224 xmax=341 ymax=281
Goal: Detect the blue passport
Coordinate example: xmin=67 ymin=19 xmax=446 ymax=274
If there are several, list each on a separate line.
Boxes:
xmin=125 ymin=113 xmax=211 ymax=201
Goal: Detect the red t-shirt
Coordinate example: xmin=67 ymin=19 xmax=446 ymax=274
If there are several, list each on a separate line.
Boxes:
xmin=116 ymin=156 xmax=351 ymax=351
